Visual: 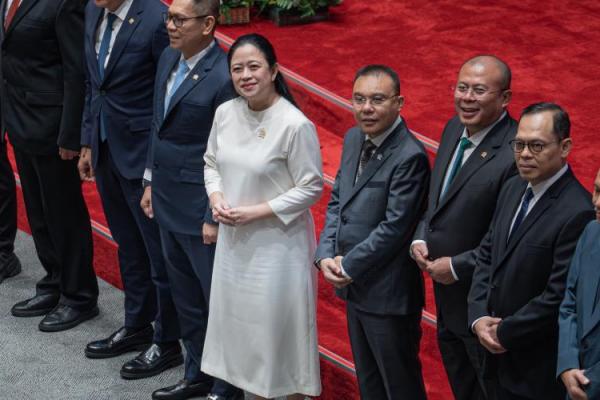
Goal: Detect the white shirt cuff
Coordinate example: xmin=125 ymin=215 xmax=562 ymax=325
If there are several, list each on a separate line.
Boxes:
xmin=449 ymin=258 xmax=459 ymax=281
xmin=471 ymin=316 xmax=488 ymax=333
xmin=143 ymin=168 xmax=152 ymax=182
xmin=410 ymin=240 xmax=426 ymax=259
xmin=339 ymin=259 xmax=352 ymax=280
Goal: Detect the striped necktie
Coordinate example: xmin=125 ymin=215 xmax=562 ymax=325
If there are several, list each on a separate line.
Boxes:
xmin=4 ymin=0 xmax=20 ymax=31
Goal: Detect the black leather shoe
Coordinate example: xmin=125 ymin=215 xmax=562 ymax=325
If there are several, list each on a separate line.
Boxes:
xmin=85 ymin=325 xmax=154 ymax=359
xmin=152 ymin=379 xmax=212 ymax=400
xmin=11 ymin=293 xmax=59 ymax=317
xmin=38 ymin=304 xmax=99 ymax=332
xmin=0 ymin=252 xmax=21 ymax=284
xmin=120 ymin=342 xmax=183 ymax=380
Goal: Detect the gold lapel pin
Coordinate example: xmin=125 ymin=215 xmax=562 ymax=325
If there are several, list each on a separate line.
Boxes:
xmin=128 ymin=18 xmax=135 ymax=24
xmin=481 ymin=151 xmax=488 ymax=158
xmin=257 ymin=128 xmax=267 ymax=139
xmin=192 ymin=74 xmax=199 ymax=80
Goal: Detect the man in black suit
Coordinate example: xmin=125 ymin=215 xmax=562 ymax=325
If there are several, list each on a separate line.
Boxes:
xmin=78 ymin=0 xmax=182 ymax=380
xmin=0 ymin=0 xmax=99 ymax=331
xmin=468 ymin=102 xmax=594 ymax=400
xmin=0 ymin=133 xmax=20 ymax=283
xmin=412 ymin=55 xmax=517 ymax=400
xmin=316 ymin=65 xmax=430 ymax=400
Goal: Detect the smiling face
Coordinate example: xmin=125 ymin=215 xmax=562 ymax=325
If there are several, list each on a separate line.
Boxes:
xmin=454 ymin=60 xmax=511 ymax=135
xmin=593 ymin=169 xmax=600 ymax=222
xmin=229 ymin=43 xmax=279 ymax=109
xmin=352 ymin=74 xmax=404 ymax=137
xmin=514 ymin=111 xmax=571 ymax=186
xmin=166 ymin=0 xmax=214 ymax=59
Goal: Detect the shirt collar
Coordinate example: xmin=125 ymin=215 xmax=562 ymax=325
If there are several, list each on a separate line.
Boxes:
xmin=461 ymin=111 xmax=507 ymax=146
xmin=528 ymin=163 xmax=569 ymax=198
xmin=180 ymin=41 xmax=215 ymax=71
xmin=366 ymin=117 xmax=402 ymax=147
xmin=104 ymin=0 xmax=133 ymax=22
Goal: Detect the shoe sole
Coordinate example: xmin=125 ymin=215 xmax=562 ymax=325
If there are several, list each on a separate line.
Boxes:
xmin=0 ymin=257 xmax=21 ymax=284
xmin=11 ymin=305 xmax=56 ymax=318
xmin=120 ymin=354 xmax=184 ymax=380
xmin=38 ymin=307 xmax=100 ymax=332
xmin=85 ymin=342 xmax=151 ymax=359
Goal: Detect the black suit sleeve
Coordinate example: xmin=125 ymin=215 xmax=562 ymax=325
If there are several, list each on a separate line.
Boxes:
xmin=467 ymin=225 xmax=494 ymax=328
xmin=452 ymin=161 xmax=519 ymax=280
xmin=496 ymin=210 xmax=594 ymax=351
xmin=314 ymin=168 xmax=342 ymax=262
xmin=343 ymin=153 xmax=430 ymax=281
xmin=152 ymin=20 xmax=169 ymax=66
xmin=55 ymin=0 xmax=87 ymax=151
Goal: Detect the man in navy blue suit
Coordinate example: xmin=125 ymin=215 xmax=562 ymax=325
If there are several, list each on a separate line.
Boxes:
xmin=558 ymin=168 xmax=600 ymax=400
xmin=140 ymin=0 xmax=241 ymax=399
xmin=78 ymin=0 xmax=183 ymax=380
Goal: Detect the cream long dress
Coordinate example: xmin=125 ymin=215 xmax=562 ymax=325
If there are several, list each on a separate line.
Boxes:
xmin=201 ymin=96 xmax=323 ymax=398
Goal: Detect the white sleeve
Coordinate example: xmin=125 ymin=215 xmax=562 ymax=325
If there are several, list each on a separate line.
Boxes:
xmin=203 ymin=110 xmax=223 ymax=196
xmin=268 ymin=121 xmax=324 ymax=225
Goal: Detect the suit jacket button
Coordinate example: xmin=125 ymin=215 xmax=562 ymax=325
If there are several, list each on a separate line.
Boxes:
xmin=153 ymin=162 xmax=158 ymax=169
xmin=100 ymin=90 xmax=106 ymax=95
xmin=341 ymin=216 xmax=348 ymax=224
xmin=428 ymin=227 xmax=434 ymax=233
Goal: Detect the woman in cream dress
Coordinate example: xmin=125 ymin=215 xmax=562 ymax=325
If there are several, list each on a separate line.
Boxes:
xmin=201 ymin=34 xmax=323 ymax=399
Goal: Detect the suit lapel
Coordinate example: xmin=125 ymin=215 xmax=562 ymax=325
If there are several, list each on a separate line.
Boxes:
xmin=163 ymin=43 xmax=220 ymax=121
xmin=340 ymin=122 xmax=405 ymax=209
xmin=156 ymin=50 xmax=179 ymax=127
xmin=435 ymin=115 xmax=511 ymax=213
xmin=4 ymin=0 xmax=37 ymax=37
xmin=496 ymin=170 xmax=574 ymax=270
xmin=87 ymin=6 xmax=104 ymax=83
xmin=431 ymin=125 xmax=462 ymax=205
xmin=338 ymin=130 xmax=362 ymax=208
xmin=102 ymin=0 xmax=143 ymax=81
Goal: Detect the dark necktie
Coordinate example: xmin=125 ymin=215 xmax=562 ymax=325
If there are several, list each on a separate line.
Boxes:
xmin=4 ymin=0 xmax=20 ymax=31
xmin=508 ymin=188 xmax=534 ymax=241
xmin=442 ymin=137 xmax=473 ymax=196
xmin=355 ymin=139 xmax=376 ymax=183
xmin=97 ymin=13 xmax=117 ymax=80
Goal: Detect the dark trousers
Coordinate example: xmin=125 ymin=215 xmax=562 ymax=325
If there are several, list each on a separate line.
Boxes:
xmin=0 ymin=140 xmax=16 ymax=257
xmin=13 ymin=147 xmax=98 ymax=309
xmin=437 ymin=314 xmax=487 ymax=400
xmin=485 ymin=377 xmax=532 ymax=400
xmin=346 ymin=302 xmax=427 ymax=400
xmin=95 ymin=144 xmax=179 ymax=343
xmin=159 ymin=228 xmax=241 ymax=397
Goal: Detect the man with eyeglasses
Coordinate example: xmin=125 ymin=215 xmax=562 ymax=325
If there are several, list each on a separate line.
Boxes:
xmin=316 ymin=65 xmax=430 ymax=399
xmin=77 ymin=0 xmax=182 ymax=381
xmin=411 ymin=55 xmax=517 ymax=400
xmin=139 ymin=0 xmax=240 ymax=399
xmin=468 ymin=102 xmax=594 ymax=399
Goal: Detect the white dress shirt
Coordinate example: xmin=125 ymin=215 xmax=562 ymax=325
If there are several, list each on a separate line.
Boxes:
xmin=410 ymin=111 xmax=507 ymax=281
xmin=143 ymin=41 xmax=215 ymax=183
xmin=95 ymin=0 xmax=134 ymax=68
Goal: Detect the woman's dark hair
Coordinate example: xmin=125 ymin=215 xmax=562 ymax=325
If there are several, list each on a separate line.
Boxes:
xmin=227 ymin=33 xmax=299 ymax=109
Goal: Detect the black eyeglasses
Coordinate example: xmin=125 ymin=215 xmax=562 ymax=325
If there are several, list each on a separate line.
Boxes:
xmin=509 ymin=139 xmax=559 ymax=154
xmin=162 ymin=12 xmax=209 ymax=28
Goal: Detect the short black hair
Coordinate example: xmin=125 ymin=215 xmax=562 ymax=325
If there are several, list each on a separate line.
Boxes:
xmin=463 ymin=55 xmax=512 ymax=89
xmin=191 ymin=0 xmax=220 ymax=19
xmin=354 ymin=65 xmax=401 ymax=95
xmin=520 ymin=102 xmax=571 ymax=139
